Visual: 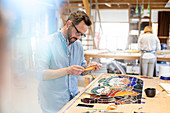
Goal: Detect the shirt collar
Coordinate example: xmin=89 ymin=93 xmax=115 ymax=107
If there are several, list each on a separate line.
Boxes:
xmin=58 ymin=29 xmax=66 ymax=42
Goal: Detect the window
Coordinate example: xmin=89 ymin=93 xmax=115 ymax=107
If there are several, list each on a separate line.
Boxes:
xmin=95 ymin=22 xmax=129 ymax=51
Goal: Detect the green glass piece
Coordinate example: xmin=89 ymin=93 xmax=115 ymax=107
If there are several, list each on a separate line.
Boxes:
xmin=135 ymin=5 xmax=139 ymax=14
xmin=141 ymin=5 xmax=144 ymax=15
xmin=91 ymin=86 xmax=105 ymax=94
xmin=100 ymin=86 xmax=105 ymax=88
xmin=91 ymin=87 xmax=99 ymax=94
xmin=103 ymin=82 xmax=106 ymax=86
xmin=98 ymin=78 xmax=106 ymax=83
xmin=147 ymin=4 xmax=150 ymax=14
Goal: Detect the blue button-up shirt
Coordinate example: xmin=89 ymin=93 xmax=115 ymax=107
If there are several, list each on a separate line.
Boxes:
xmin=35 ymin=31 xmax=86 ymax=113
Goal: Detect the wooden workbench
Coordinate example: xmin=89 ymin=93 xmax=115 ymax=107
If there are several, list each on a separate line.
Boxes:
xmin=59 ymin=73 xmax=170 ymax=113
xmin=84 ymin=50 xmax=170 ymax=64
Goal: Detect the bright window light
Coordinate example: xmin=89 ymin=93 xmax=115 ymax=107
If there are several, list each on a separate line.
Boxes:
xmin=95 ymin=22 xmax=129 ymax=51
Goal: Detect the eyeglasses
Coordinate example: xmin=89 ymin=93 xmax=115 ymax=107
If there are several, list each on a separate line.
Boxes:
xmin=72 ymin=22 xmax=86 ymax=37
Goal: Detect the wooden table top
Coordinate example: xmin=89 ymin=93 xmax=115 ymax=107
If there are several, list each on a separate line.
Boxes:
xmin=59 ymin=73 xmax=170 ymax=113
xmin=84 ymin=52 xmax=170 ymax=62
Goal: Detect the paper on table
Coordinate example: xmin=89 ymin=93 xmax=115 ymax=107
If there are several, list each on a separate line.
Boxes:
xmin=159 ymin=83 xmax=170 ymax=94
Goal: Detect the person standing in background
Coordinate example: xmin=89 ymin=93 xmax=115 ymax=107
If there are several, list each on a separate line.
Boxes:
xmin=35 ymin=10 xmax=102 ymax=113
xmin=138 ymin=26 xmax=161 ymax=77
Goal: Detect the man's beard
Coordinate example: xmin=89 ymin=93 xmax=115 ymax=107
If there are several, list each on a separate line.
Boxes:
xmin=67 ymin=28 xmax=77 ymax=45
xmin=68 ymin=37 xmax=77 ymax=45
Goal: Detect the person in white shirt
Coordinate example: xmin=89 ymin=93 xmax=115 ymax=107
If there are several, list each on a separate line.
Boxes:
xmin=138 ymin=26 xmax=161 ymax=77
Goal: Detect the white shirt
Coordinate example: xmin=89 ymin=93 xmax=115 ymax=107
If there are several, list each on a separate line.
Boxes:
xmin=138 ymin=33 xmax=161 ymax=51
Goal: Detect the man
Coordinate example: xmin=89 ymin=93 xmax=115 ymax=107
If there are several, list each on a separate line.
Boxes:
xmin=35 ymin=10 xmax=102 ymax=113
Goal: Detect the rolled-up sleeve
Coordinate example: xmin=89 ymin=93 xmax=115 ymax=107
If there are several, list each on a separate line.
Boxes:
xmin=35 ymin=39 xmax=51 ymax=80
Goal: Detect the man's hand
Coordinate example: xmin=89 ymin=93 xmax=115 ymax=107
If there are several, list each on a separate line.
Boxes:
xmin=66 ymin=65 xmax=85 ymax=75
xmin=88 ymin=62 xmax=102 ymax=72
xmin=81 ymin=62 xmax=102 ymax=75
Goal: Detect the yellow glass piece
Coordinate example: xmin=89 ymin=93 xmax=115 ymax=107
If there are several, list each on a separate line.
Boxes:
xmin=115 ymin=91 xmax=133 ymax=96
xmin=127 ymin=50 xmax=139 ymax=53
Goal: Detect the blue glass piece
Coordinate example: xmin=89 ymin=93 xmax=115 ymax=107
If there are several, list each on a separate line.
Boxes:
xmin=141 ymin=102 xmax=146 ymax=104
xmin=160 ymin=76 xmax=170 ymax=80
xmin=118 ymin=76 xmax=122 ymax=78
xmin=98 ymin=84 xmax=100 ymax=87
xmin=129 ymin=77 xmax=133 ymax=81
xmin=131 ymin=82 xmax=136 ymax=86
xmin=115 ymin=103 xmax=120 ymax=105
xmin=133 ymin=77 xmax=137 ymax=81
xmin=132 ymin=81 xmax=136 ymax=84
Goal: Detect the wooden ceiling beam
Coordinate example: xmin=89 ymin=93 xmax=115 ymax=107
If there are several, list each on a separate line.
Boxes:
xmin=91 ymin=4 xmax=170 ymax=9
xmin=69 ymin=0 xmax=169 ymax=9
xmin=94 ymin=0 xmax=168 ymax=4
xmin=151 ymin=4 xmax=169 ymax=7
xmin=151 ymin=7 xmax=170 ymax=9
xmin=92 ymin=4 xmax=129 ymax=9
xmin=70 ymin=0 xmax=168 ymax=4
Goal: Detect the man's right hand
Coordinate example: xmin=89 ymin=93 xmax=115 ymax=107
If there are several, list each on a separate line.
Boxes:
xmin=66 ymin=65 xmax=85 ymax=75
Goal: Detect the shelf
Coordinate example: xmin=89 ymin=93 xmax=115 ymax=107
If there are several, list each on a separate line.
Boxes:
xmin=141 ymin=17 xmax=150 ymax=19
xmin=130 ymin=17 xmax=150 ymax=19
xmin=158 ymin=36 xmax=168 ymax=39
xmin=128 ymin=5 xmax=151 ymax=45
xmin=130 ymin=17 xmax=140 ymax=19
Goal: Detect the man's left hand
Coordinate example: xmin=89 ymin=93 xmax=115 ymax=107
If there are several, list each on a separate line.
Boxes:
xmin=88 ymin=62 xmax=102 ymax=72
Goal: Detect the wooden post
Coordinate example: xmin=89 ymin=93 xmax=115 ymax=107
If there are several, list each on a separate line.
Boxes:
xmin=83 ymin=0 xmax=97 ymax=49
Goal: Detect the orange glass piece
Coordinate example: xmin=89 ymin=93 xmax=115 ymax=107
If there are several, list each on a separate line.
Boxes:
xmin=84 ymin=65 xmax=96 ymax=71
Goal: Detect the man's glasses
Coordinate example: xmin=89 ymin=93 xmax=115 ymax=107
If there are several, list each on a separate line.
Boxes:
xmin=72 ymin=22 xmax=86 ymax=37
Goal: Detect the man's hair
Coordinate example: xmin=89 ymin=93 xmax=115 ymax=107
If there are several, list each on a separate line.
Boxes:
xmin=66 ymin=10 xmax=92 ymax=26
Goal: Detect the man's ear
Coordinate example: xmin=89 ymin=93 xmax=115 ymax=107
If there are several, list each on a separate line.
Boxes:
xmin=66 ymin=20 xmax=72 ymax=29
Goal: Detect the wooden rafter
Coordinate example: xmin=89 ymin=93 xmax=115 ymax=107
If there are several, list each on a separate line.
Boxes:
xmin=69 ymin=0 xmax=170 ymax=9
xmin=70 ymin=0 xmax=168 ymax=4
xmin=91 ymin=4 xmax=170 ymax=9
